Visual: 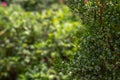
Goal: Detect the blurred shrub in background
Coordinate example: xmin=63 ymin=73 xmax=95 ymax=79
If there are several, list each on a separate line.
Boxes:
xmin=0 ymin=1 xmax=82 ymax=79
xmin=3 ymin=0 xmax=63 ymax=11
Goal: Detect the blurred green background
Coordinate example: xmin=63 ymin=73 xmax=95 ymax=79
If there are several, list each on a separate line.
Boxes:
xmin=0 ymin=0 xmax=82 ymax=80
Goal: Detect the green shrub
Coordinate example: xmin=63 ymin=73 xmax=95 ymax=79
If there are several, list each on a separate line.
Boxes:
xmin=0 ymin=3 xmax=81 ymax=80
xmin=65 ymin=0 xmax=120 ymax=79
xmin=9 ymin=0 xmax=60 ymax=11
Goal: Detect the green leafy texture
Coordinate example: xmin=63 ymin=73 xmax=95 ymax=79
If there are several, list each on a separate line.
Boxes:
xmin=65 ymin=0 xmax=120 ymax=79
xmin=0 ymin=1 xmax=82 ymax=80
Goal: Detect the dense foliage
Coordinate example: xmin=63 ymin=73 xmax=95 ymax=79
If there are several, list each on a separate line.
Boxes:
xmin=65 ymin=0 xmax=120 ymax=79
xmin=0 ymin=1 xmax=82 ymax=80
xmin=11 ymin=0 xmax=59 ymax=11
xmin=0 ymin=0 xmax=120 ymax=80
